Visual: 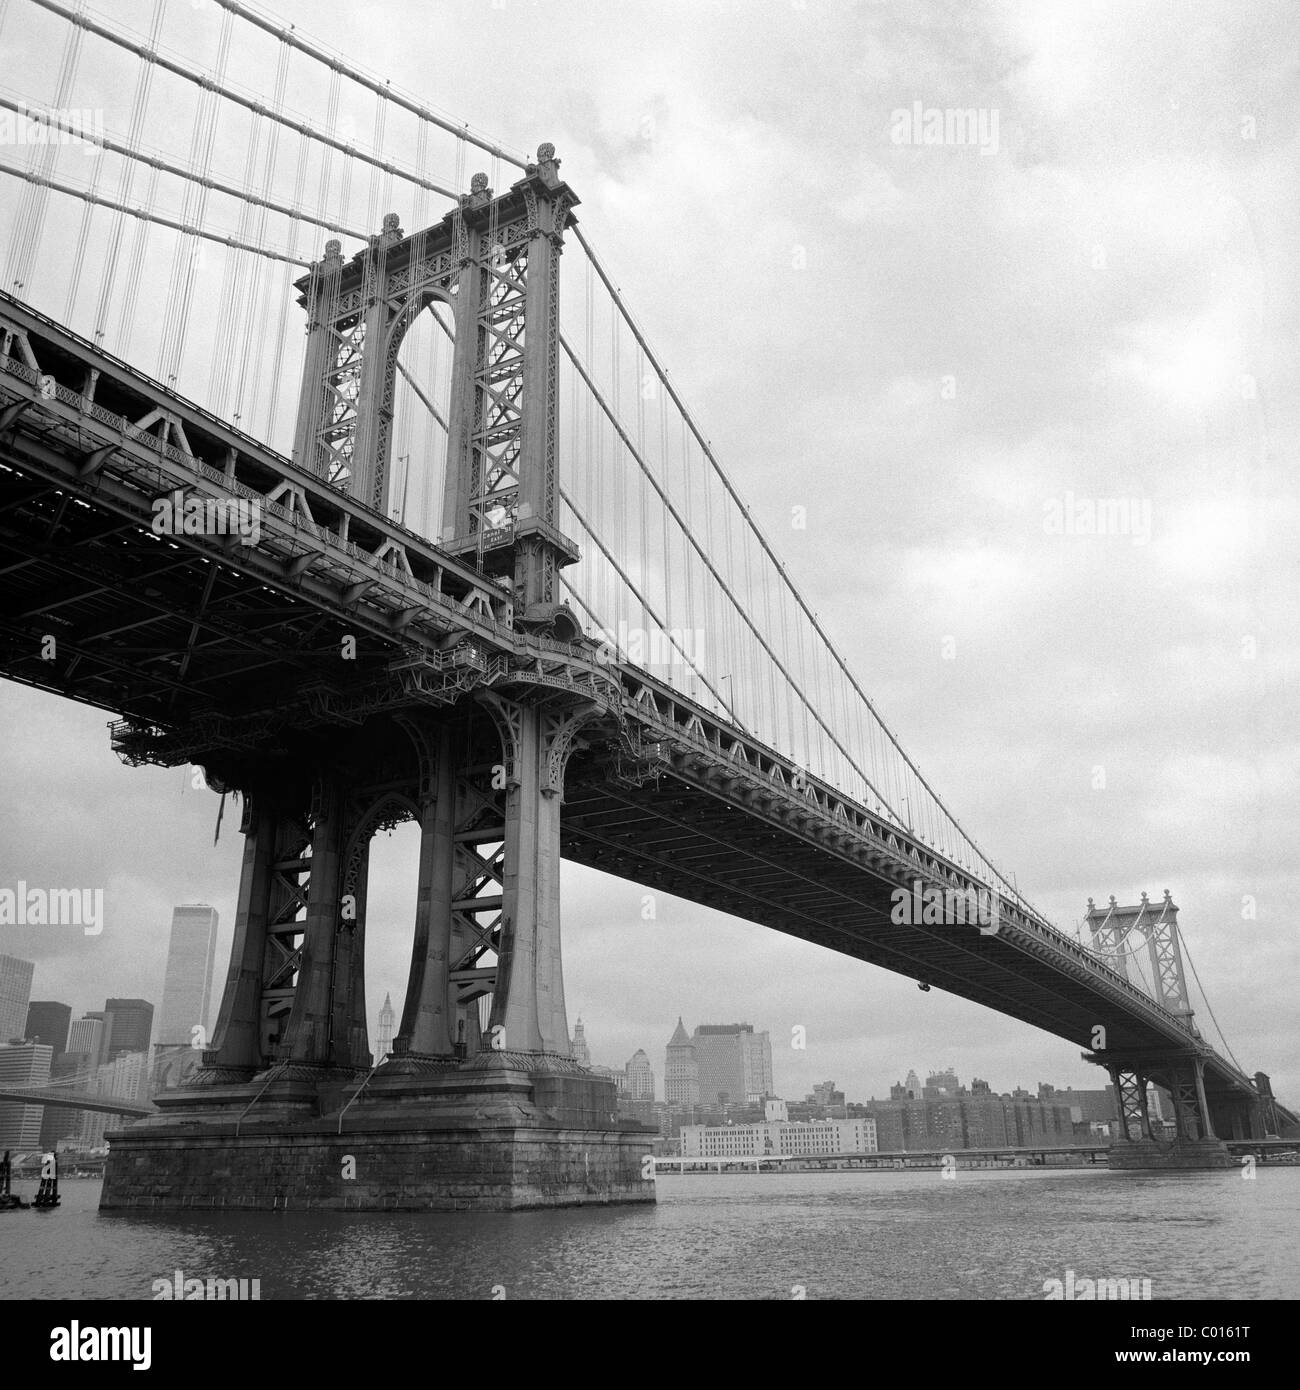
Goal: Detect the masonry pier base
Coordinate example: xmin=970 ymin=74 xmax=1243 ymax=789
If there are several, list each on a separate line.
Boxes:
xmin=100 ymin=1062 xmax=656 ymax=1211
xmin=1105 ymin=1137 xmax=1234 ymax=1171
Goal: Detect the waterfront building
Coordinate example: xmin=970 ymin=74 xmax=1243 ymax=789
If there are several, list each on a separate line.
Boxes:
xmin=680 ymin=1116 xmax=878 ymax=1159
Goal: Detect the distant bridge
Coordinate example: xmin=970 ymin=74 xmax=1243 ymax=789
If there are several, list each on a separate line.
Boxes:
xmin=0 ymin=1085 xmax=156 ymax=1119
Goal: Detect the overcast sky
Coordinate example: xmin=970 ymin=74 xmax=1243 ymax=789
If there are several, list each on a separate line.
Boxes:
xmin=0 ymin=0 xmax=1295 ymax=1104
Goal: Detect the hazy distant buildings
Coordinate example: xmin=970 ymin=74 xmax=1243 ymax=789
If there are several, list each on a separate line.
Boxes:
xmin=807 ymin=1080 xmax=845 ymax=1110
xmin=80 ymin=1049 xmax=149 ymax=1148
xmin=664 ymin=1017 xmax=699 ymax=1104
xmin=0 ymin=1041 xmax=52 ymax=1147
xmin=0 ymin=954 xmax=35 ymax=1044
xmin=571 ymin=1017 xmax=591 ymax=1067
xmin=24 ymin=1000 xmax=71 ymax=1053
xmin=625 ymin=1048 xmax=655 ymax=1100
xmin=692 ymin=1023 xmax=773 ymax=1105
xmin=923 ymin=1068 xmax=961 ymax=1099
xmin=157 ymin=905 xmax=219 ymax=1046
xmin=865 ymin=1066 xmax=1079 ymax=1150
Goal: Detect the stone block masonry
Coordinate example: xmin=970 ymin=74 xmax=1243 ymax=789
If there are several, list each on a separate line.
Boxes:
xmin=101 ymin=1123 xmax=654 ymax=1211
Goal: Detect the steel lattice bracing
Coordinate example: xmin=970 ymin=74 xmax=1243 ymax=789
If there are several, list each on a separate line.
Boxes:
xmin=1086 ymin=891 xmax=1191 ymax=1017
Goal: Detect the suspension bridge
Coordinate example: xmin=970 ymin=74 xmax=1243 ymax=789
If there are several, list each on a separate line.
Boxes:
xmin=0 ymin=0 xmax=1291 ymax=1207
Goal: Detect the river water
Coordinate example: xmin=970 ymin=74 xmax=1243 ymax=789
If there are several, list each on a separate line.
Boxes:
xmin=1 ymin=1167 xmax=1296 ymax=1300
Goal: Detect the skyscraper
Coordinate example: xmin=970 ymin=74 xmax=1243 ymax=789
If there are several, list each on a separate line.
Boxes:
xmin=374 ymin=992 xmax=395 ymax=1064
xmin=571 ymin=1016 xmax=591 ymax=1067
xmin=103 ymin=998 xmax=154 ymax=1061
xmin=66 ymin=1015 xmax=106 ymax=1069
xmin=625 ymin=1048 xmax=655 ymax=1100
xmin=157 ymin=905 xmax=220 ymax=1046
xmin=24 ymin=1000 xmax=71 ymax=1053
xmin=0 ymin=1042 xmax=52 ymax=1147
xmin=0 ymin=954 xmax=35 ymax=1044
xmin=665 ymin=1017 xmax=699 ymax=1104
xmin=693 ymin=1023 xmax=773 ymax=1105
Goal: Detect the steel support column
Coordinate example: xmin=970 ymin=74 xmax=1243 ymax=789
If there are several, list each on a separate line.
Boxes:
xmin=282 ymin=773 xmax=352 ymax=1066
xmin=395 ymin=724 xmax=458 ymax=1058
xmin=205 ymin=792 xmax=309 ymax=1073
xmin=482 ymin=695 xmax=592 ymax=1058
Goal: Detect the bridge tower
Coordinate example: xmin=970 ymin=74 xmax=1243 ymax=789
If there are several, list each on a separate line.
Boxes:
xmin=100 ymin=150 xmax=654 ymax=1212
xmin=1084 ymin=892 xmax=1234 ymax=1168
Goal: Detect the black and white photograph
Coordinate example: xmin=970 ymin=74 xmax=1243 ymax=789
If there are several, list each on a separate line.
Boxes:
xmin=0 ymin=0 xmax=1295 ymax=1342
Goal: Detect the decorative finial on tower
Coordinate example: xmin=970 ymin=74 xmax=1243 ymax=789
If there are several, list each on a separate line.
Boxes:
xmin=318 ymin=238 xmax=344 ymax=277
xmin=535 ymin=142 xmax=559 ymax=185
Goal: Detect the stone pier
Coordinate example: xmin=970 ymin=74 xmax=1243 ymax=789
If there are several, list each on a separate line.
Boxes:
xmin=101 ymin=1060 xmax=656 ymax=1211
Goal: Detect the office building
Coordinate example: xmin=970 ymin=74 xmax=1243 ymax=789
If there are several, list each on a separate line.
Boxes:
xmin=24 ymin=1000 xmax=71 ymax=1053
xmin=0 ymin=954 xmax=35 ymax=1045
xmin=0 ymin=1041 xmax=52 ymax=1148
xmin=103 ymin=998 xmax=154 ymax=1062
xmin=693 ymin=1023 xmax=773 ymax=1106
xmin=66 ymin=1014 xmax=106 ymax=1069
xmin=571 ymin=1016 xmax=591 ymax=1067
xmin=664 ymin=1017 xmax=698 ymax=1104
xmin=157 ymin=905 xmax=219 ymax=1046
xmin=625 ymin=1048 xmax=655 ymax=1100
